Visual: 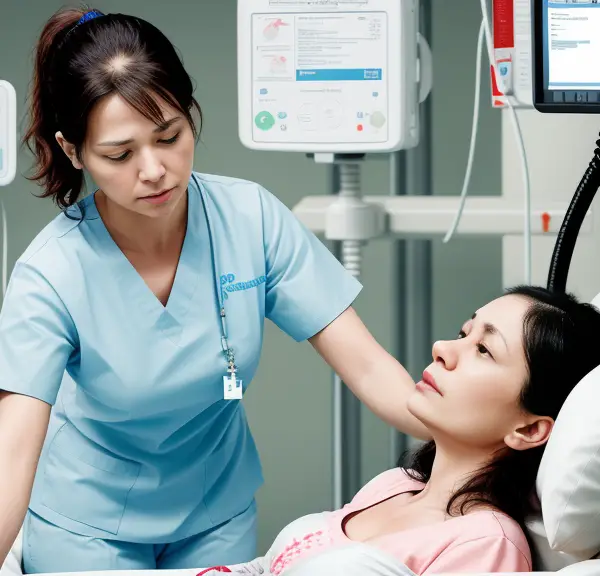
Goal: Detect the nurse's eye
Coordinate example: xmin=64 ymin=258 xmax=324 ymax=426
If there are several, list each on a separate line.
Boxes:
xmin=107 ymin=151 xmax=130 ymax=162
xmin=159 ymin=133 xmax=180 ymax=145
xmin=457 ymin=330 xmax=466 ymax=339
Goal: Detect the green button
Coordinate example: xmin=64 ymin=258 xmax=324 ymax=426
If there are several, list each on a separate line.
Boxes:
xmin=255 ymin=111 xmax=275 ymax=131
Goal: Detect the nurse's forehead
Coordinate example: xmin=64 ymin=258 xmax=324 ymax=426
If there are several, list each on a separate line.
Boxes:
xmin=87 ymin=94 xmax=179 ymax=139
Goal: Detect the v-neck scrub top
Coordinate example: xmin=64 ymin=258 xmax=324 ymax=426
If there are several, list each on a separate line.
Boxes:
xmin=0 ymin=172 xmax=362 ymax=543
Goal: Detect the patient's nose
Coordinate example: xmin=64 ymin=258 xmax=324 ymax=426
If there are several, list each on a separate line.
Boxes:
xmin=432 ymin=340 xmax=457 ymax=370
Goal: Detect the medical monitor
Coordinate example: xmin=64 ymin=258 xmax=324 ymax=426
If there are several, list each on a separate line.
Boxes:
xmin=533 ymin=0 xmax=600 ymax=113
xmin=237 ymin=0 xmax=420 ymax=153
xmin=0 ymin=80 xmax=16 ymax=186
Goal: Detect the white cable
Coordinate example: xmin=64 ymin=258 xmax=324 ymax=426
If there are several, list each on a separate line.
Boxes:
xmin=478 ymin=0 xmax=532 ymax=284
xmin=480 ymin=0 xmax=495 ymax=71
xmin=443 ymin=20 xmax=485 ymax=243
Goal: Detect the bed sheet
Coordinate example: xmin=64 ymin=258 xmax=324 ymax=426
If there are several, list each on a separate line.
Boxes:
xmin=0 ymin=529 xmax=578 ymax=576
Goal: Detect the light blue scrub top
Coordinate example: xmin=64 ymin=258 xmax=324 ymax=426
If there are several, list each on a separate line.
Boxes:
xmin=0 ymin=172 xmax=362 ymax=543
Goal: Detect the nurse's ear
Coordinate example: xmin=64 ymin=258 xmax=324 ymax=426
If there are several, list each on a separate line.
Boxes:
xmin=55 ymin=132 xmax=83 ymax=170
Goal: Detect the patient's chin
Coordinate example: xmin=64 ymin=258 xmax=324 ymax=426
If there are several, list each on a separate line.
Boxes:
xmin=406 ymin=391 xmax=435 ymax=427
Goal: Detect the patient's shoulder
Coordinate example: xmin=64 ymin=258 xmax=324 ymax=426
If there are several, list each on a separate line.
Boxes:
xmin=352 ymin=468 xmax=424 ymax=505
xmin=415 ymin=512 xmax=532 ymax=574
xmin=458 ymin=510 xmax=531 ymax=563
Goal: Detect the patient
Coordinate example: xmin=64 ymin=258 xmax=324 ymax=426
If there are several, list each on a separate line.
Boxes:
xmin=208 ymin=286 xmax=600 ymax=575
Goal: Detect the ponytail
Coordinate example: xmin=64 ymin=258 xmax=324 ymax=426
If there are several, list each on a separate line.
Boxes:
xmin=23 ymin=8 xmax=88 ymax=209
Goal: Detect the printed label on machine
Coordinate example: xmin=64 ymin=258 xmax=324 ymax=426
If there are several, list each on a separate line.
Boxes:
xmin=490 ymin=0 xmax=533 ymax=108
xmin=250 ymin=11 xmax=389 ymax=144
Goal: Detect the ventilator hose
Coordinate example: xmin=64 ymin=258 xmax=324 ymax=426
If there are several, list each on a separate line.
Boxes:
xmin=547 ymin=136 xmax=600 ymax=293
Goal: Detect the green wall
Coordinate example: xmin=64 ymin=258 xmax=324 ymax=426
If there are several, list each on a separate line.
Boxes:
xmin=0 ymin=0 xmax=502 ymax=555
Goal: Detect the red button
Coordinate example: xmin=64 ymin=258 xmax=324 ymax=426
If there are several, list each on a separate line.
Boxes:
xmin=541 ymin=212 xmax=551 ymax=233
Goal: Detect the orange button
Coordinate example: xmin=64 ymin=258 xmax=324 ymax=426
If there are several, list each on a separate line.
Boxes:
xmin=541 ymin=212 xmax=551 ymax=233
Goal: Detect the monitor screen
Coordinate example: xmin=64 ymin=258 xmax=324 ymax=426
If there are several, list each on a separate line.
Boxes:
xmin=533 ymin=0 xmax=600 ymax=112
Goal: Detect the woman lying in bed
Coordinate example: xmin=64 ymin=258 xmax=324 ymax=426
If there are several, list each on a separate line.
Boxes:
xmin=198 ymin=285 xmax=600 ymax=575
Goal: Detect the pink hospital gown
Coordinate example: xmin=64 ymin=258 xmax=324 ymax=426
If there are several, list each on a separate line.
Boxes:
xmin=262 ymin=468 xmax=532 ymax=575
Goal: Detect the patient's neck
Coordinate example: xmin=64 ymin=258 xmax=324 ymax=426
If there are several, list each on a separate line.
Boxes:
xmin=409 ymin=439 xmax=497 ymax=513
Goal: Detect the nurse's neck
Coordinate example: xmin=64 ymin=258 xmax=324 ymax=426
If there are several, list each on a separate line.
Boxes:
xmin=95 ymin=189 xmax=188 ymax=256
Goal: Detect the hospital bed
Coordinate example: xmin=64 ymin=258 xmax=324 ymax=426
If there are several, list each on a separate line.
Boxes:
xmin=2 ymin=287 xmax=600 ymax=576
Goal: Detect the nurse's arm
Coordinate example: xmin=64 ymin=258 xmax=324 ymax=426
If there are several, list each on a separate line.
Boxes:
xmin=0 ymin=391 xmax=51 ymax=565
xmin=309 ymin=307 xmax=432 ymax=441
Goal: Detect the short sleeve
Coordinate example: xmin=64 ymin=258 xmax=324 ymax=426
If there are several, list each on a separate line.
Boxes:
xmin=0 ymin=261 xmax=77 ymax=405
xmin=424 ymin=536 xmax=532 ymax=574
xmin=259 ymin=185 xmax=362 ymax=341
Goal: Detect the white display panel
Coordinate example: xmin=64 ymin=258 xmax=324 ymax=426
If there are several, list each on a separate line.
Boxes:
xmin=251 ymin=11 xmax=388 ymax=144
xmin=238 ymin=0 xmax=419 ymax=153
xmin=0 ymin=80 xmax=17 ymax=187
xmin=545 ymin=0 xmax=600 ymax=90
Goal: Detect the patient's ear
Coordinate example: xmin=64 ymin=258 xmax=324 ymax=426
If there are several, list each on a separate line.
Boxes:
xmin=504 ymin=416 xmax=554 ymax=451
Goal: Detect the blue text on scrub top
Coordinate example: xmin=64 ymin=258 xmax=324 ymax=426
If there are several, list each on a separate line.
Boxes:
xmin=220 ymin=273 xmax=266 ymax=300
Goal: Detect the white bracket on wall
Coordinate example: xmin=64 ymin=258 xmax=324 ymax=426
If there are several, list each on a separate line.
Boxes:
xmin=293 ymin=195 xmax=593 ymax=239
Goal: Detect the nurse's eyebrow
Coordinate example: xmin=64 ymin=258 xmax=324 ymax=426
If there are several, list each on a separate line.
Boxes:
xmin=471 ymin=312 xmax=508 ymax=351
xmin=98 ymin=116 xmax=182 ymax=147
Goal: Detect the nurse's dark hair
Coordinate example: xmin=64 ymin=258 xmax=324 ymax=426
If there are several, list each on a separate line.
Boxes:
xmin=403 ymin=286 xmax=600 ymax=537
xmin=23 ymin=5 xmax=202 ymax=210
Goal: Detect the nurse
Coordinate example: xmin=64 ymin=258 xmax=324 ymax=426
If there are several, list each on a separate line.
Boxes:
xmin=0 ymin=7 xmax=428 ymax=573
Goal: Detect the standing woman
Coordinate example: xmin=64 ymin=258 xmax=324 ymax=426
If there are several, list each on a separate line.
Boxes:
xmin=0 ymin=7 xmax=427 ymax=573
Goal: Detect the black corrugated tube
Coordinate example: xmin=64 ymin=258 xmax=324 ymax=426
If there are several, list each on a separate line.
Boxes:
xmin=547 ymin=139 xmax=600 ymax=293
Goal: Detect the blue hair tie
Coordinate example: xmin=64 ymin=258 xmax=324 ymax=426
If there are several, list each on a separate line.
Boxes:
xmin=64 ymin=9 xmax=104 ymax=40
xmin=77 ymin=10 xmax=104 ymax=25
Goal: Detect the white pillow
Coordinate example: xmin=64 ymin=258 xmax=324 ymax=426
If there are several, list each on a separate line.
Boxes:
xmin=537 ymin=357 xmax=600 ymax=559
xmin=525 ymin=514 xmax=577 ymax=570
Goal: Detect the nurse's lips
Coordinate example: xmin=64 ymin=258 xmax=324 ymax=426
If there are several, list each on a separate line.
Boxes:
xmin=140 ymin=187 xmax=175 ymax=204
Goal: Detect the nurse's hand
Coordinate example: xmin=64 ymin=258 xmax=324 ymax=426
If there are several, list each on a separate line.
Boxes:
xmin=0 ymin=391 xmax=51 ymax=567
xmin=309 ymin=307 xmax=432 ymax=441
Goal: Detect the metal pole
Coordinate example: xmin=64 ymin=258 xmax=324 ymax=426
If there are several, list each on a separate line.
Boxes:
xmin=389 ymin=150 xmax=408 ymax=468
xmin=330 ymin=163 xmax=343 ymax=508
xmin=394 ymin=0 xmax=434 ymax=465
xmin=332 ymin=161 xmax=364 ymax=509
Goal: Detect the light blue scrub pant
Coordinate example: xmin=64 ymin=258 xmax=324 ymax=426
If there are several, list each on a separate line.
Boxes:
xmin=22 ymin=501 xmax=257 ymax=573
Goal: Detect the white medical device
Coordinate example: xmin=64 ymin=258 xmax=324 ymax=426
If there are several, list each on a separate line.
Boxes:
xmin=0 ymin=80 xmax=17 ymax=187
xmin=237 ymin=0 xmax=425 ymax=153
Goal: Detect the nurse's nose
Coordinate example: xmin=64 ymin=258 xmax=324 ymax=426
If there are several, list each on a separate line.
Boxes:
xmin=432 ymin=339 xmax=458 ymax=371
xmin=139 ymin=151 xmax=166 ymax=183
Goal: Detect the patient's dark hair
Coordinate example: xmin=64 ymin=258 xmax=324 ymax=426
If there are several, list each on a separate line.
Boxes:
xmin=23 ymin=5 xmax=202 ymax=210
xmin=403 ymin=285 xmax=600 ymax=530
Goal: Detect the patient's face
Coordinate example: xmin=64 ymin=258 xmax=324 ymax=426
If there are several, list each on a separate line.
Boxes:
xmin=407 ymin=295 xmax=532 ymax=451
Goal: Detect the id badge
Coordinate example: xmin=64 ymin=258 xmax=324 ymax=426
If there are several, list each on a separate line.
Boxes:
xmin=223 ymin=375 xmax=243 ymax=400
